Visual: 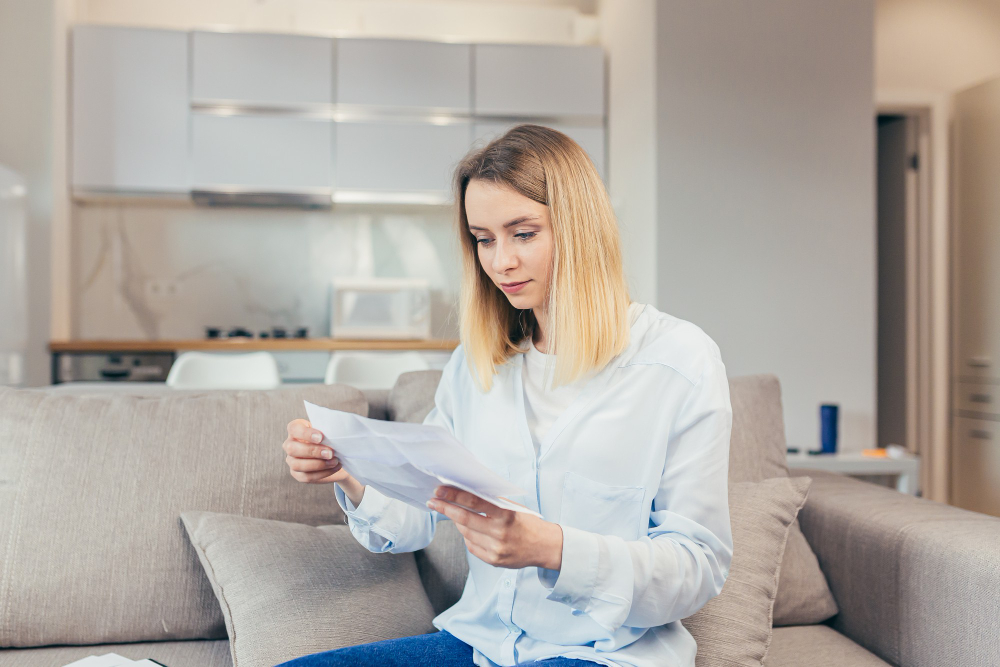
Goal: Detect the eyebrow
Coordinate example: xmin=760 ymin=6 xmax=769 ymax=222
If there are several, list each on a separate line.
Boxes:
xmin=468 ymin=215 xmax=540 ymax=232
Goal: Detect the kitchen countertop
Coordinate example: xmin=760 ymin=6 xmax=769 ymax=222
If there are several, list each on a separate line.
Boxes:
xmin=49 ymin=338 xmax=460 ymax=353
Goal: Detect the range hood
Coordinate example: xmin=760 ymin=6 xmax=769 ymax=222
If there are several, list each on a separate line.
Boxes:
xmin=191 ymin=188 xmax=333 ymax=209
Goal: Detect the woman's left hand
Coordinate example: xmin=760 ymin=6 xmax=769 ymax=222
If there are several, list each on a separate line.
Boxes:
xmin=427 ymin=485 xmax=563 ymax=571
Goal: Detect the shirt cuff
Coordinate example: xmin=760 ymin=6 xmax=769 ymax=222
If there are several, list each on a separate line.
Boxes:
xmin=544 ymin=524 xmax=600 ymax=611
xmin=335 ymin=482 xmax=390 ymax=526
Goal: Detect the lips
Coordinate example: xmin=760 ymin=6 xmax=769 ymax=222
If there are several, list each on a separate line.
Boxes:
xmin=500 ymin=280 xmax=530 ymax=294
xmin=500 ymin=281 xmax=528 ymax=287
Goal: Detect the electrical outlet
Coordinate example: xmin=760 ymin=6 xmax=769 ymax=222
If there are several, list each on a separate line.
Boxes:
xmin=144 ymin=279 xmax=180 ymax=300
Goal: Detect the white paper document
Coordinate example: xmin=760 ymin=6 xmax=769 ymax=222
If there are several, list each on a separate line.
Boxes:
xmin=304 ymin=401 xmax=542 ymax=518
xmin=61 ymin=654 xmax=157 ymax=667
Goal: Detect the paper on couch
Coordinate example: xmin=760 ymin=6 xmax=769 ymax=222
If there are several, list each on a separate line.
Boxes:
xmin=304 ymin=401 xmax=542 ymax=518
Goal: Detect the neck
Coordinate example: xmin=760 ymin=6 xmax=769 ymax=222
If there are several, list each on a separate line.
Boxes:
xmin=532 ymin=307 xmax=548 ymax=353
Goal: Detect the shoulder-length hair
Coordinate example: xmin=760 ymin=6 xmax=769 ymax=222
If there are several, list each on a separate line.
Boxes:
xmin=453 ymin=124 xmax=632 ymax=393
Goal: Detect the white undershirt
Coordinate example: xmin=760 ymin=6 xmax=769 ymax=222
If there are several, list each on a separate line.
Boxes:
xmin=522 ymin=302 xmax=644 ymax=457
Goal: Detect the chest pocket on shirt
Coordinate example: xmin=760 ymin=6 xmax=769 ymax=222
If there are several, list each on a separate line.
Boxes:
xmin=558 ymin=470 xmax=645 ymax=542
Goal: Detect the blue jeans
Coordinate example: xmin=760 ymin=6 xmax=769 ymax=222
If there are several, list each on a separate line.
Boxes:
xmin=274 ymin=629 xmax=599 ymax=666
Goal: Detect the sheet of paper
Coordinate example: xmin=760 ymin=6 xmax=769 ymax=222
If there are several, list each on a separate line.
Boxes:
xmin=304 ymin=401 xmax=542 ymax=518
xmin=61 ymin=654 xmax=139 ymax=667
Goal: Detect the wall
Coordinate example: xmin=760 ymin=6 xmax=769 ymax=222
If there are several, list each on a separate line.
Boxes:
xmin=0 ymin=0 xmax=56 ymax=387
xmin=877 ymin=0 xmax=1000 ymax=94
xmin=655 ymin=0 xmax=877 ymax=452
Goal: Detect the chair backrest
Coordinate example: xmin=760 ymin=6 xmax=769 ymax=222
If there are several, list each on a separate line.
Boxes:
xmin=324 ymin=351 xmax=431 ymax=390
xmin=165 ymin=351 xmax=282 ymax=390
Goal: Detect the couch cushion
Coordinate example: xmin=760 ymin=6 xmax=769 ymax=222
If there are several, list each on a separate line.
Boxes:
xmin=180 ymin=511 xmax=437 ymax=667
xmin=391 ymin=370 xmax=837 ymax=627
xmin=0 ymin=639 xmax=232 ymax=667
xmin=683 ymin=476 xmax=810 ymax=666
xmin=0 ymin=384 xmax=366 ymax=648
xmin=764 ymin=626 xmax=891 ymax=666
xmin=727 ymin=374 xmax=838 ymax=626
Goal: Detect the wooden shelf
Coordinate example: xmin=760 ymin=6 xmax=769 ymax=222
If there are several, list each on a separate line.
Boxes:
xmin=49 ymin=338 xmax=460 ymax=353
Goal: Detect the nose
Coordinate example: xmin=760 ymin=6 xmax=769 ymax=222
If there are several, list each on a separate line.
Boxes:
xmin=491 ymin=238 xmax=518 ymax=274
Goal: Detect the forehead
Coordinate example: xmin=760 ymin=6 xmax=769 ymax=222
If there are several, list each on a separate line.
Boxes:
xmin=465 ymin=180 xmax=548 ymax=229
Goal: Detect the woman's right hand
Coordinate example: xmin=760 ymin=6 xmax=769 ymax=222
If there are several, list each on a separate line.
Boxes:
xmin=283 ymin=418 xmax=352 ymax=485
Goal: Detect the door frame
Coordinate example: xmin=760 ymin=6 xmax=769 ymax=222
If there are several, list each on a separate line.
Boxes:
xmin=876 ymin=90 xmax=952 ymax=503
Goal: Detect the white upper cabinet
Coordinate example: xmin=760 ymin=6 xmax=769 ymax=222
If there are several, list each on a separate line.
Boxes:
xmin=336 ymin=39 xmax=471 ymax=112
xmin=192 ymin=114 xmax=333 ymax=191
xmin=335 ymin=122 xmax=471 ymax=199
xmin=71 ymin=26 xmax=190 ymax=192
xmin=473 ymin=44 xmax=604 ymax=118
xmin=192 ymin=31 xmax=334 ymax=106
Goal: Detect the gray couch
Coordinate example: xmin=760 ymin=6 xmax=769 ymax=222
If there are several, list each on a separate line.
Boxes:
xmin=1 ymin=373 xmax=997 ymax=667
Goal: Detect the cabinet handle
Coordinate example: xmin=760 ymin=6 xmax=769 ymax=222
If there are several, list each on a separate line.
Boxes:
xmin=967 ymin=356 xmax=992 ymax=368
xmin=969 ymin=429 xmax=992 ymax=440
xmin=970 ymin=393 xmax=993 ymax=404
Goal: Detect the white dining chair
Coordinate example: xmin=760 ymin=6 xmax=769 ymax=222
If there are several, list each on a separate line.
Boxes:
xmin=324 ymin=351 xmax=431 ymax=390
xmin=166 ymin=351 xmax=282 ymax=390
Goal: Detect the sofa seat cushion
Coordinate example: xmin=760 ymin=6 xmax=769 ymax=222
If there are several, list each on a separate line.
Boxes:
xmin=764 ymin=626 xmax=891 ymax=666
xmin=0 ymin=639 xmax=233 ymax=667
xmin=0 ymin=384 xmax=366 ymax=648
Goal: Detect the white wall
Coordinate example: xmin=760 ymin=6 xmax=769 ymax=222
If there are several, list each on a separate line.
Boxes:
xmin=598 ymin=0 xmax=657 ymax=306
xmin=0 ymin=0 xmax=56 ymax=387
xmin=655 ymin=0 xmax=877 ymax=452
xmin=877 ymin=0 xmax=1000 ymax=94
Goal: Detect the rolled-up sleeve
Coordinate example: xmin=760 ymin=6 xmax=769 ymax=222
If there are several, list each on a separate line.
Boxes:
xmin=334 ymin=349 xmax=463 ymax=554
xmin=538 ymin=353 xmax=734 ymax=634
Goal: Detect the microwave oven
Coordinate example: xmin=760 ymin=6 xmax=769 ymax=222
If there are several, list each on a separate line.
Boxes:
xmin=329 ymin=277 xmax=432 ymax=339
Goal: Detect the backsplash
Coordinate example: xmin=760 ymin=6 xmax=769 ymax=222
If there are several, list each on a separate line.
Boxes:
xmin=72 ymin=204 xmax=461 ymax=340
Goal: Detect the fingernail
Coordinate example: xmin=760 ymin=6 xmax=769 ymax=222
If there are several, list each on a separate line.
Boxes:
xmin=311 ymin=433 xmax=322 ymax=443
xmin=321 ymin=449 xmax=332 ymax=459
xmin=426 ymin=500 xmax=436 ymax=510
xmin=435 ymin=487 xmax=445 ymax=497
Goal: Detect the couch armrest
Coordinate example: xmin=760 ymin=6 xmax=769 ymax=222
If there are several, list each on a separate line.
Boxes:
xmin=791 ymin=469 xmax=1000 ymax=667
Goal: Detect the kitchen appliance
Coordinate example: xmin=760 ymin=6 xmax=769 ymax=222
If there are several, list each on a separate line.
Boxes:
xmin=204 ymin=326 xmax=310 ymax=339
xmin=330 ymin=277 xmax=431 ymax=339
xmin=0 ymin=164 xmax=28 ymax=386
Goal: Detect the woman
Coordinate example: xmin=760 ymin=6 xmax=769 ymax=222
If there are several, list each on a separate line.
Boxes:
xmin=280 ymin=124 xmax=734 ymax=667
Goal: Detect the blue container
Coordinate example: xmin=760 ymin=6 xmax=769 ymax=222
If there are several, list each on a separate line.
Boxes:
xmin=820 ymin=404 xmax=839 ymax=453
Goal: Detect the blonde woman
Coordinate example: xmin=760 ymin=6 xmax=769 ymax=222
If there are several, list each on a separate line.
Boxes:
xmin=280 ymin=125 xmax=734 ymax=667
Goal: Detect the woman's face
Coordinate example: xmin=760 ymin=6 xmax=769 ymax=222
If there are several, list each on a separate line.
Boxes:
xmin=465 ymin=179 xmax=553 ymax=313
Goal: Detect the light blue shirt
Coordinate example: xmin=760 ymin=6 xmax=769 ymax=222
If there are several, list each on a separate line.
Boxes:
xmin=335 ymin=303 xmax=734 ymax=667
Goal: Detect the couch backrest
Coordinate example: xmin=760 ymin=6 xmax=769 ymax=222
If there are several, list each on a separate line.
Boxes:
xmin=0 ymin=384 xmax=367 ymax=649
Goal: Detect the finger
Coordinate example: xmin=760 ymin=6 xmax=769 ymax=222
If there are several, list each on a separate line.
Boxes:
xmin=434 ymin=485 xmax=504 ymax=517
xmin=283 ymin=439 xmax=335 ymax=460
xmin=289 ymin=420 xmax=325 ymax=444
xmin=287 ymin=455 xmax=341 ymax=473
xmin=290 ymin=467 xmax=339 ymax=482
xmin=428 ymin=497 xmax=492 ymax=533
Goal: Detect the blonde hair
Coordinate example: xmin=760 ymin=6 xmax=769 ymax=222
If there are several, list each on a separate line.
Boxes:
xmin=454 ymin=124 xmax=632 ymax=393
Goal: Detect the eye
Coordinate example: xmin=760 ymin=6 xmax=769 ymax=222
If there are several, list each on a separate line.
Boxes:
xmin=475 ymin=237 xmax=494 ymax=247
xmin=515 ymin=232 xmax=536 ymax=241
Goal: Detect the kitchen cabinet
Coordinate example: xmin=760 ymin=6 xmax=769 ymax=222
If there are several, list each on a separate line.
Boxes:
xmin=336 ymin=39 xmax=471 ymax=112
xmin=473 ymin=122 xmax=606 ymax=182
xmin=334 ymin=121 xmax=472 ymax=200
xmin=71 ymin=26 xmax=189 ymax=193
xmin=952 ymin=416 xmax=1000 ymax=515
xmin=192 ymin=114 xmax=333 ymax=192
xmin=191 ymin=31 xmax=334 ymax=106
xmin=473 ymin=44 xmax=604 ymax=118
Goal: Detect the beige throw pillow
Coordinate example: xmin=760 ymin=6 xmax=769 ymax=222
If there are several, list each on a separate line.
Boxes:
xmin=180 ymin=511 xmax=438 ymax=667
xmin=684 ymin=476 xmax=812 ymax=666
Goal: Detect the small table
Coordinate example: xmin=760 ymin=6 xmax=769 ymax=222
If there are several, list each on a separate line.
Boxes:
xmin=786 ymin=450 xmax=921 ymax=495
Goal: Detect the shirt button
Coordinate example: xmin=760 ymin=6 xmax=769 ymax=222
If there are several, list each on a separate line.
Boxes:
xmin=504 ymin=579 xmax=512 ymax=588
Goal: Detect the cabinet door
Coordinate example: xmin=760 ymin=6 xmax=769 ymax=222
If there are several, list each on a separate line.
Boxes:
xmin=192 ymin=31 xmax=334 ymax=106
xmin=336 ymin=39 xmax=471 ymax=112
xmin=334 ymin=122 xmax=471 ymax=200
xmin=473 ymin=122 xmax=606 ymax=182
xmin=952 ymin=416 xmax=1000 ymax=516
xmin=474 ymin=44 xmax=604 ymax=118
xmin=71 ymin=26 xmax=189 ymax=192
xmin=192 ymin=114 xmax=333 ymax=191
